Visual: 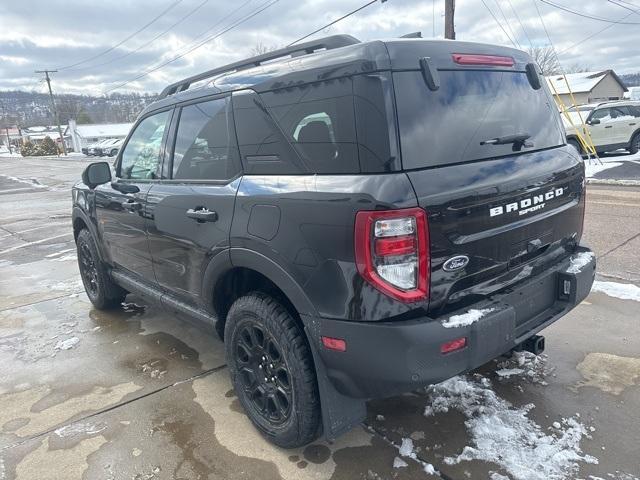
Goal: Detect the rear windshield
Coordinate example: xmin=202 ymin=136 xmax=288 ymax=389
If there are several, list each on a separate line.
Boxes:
xmin=394 ymin=70 xmax=564 ymax=169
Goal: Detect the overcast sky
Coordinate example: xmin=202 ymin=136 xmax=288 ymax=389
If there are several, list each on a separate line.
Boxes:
xmin=1 ymin=0 xmax=639 ymax=95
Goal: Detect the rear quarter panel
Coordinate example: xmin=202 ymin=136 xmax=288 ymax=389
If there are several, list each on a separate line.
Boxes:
xmin=230 ymin=174 xmax=421 ymax=321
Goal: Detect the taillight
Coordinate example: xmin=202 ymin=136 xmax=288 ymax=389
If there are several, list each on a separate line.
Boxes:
xmin=354 ymin=207 xmax=429 ymax=302
xmin=452 ymin=53 xmax=515 ymax=67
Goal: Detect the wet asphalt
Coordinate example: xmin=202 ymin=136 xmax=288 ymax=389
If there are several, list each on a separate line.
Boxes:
xmin=0 ymin=156 xmax=638 ymax=480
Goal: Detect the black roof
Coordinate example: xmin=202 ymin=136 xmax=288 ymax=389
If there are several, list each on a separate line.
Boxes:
xmin=140 ymin=34 xmax=532 ymax=116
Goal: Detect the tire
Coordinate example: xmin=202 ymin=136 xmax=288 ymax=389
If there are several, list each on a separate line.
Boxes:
xmin=630 ymin=133 xmax=640 ymax=155
xmin=567 ymin=138 xmax=582 ymax=154
xmin=76 ymin=229 xmax=126 ymax=309
xmin=225 ymin=292 xmax=321 ymax=448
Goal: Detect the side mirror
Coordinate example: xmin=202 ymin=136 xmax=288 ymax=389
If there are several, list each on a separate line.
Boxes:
xmin=82 ymin=162 xmax=112 ymax=189
xmin=589 ymin=118 xmax=600 ymax=125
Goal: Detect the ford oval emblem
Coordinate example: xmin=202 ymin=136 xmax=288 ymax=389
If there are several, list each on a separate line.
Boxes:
xmin=443 ymin=255 xmax=469 ymax=272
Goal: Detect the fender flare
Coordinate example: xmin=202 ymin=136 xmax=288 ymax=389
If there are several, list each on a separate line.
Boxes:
xmin=72 ymin=205 xmax=108 ymax=263
xmin=228 ymin=248 xmax=318 ymax=317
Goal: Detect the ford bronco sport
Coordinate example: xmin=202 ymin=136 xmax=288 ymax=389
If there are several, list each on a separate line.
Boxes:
xmin=72 ymin=35 xmax=596 ymax=448
xmin=564 ymin=100 xmax=640 ymax=155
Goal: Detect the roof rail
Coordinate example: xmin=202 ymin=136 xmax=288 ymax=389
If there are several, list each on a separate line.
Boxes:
xmin=158 ymin=34 xmax=360 ymax=99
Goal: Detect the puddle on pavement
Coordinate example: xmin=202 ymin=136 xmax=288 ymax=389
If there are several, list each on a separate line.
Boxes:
xmin=575 ymin=352 xmax=640 ymax=395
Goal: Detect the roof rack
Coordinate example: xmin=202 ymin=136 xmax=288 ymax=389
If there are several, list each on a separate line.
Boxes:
xmin=158 ymin=34 xmax=360 ymax=99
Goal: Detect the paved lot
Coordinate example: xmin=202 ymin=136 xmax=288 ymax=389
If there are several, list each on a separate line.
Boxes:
xmin=0 ymin=156 xmax=639 ymax=480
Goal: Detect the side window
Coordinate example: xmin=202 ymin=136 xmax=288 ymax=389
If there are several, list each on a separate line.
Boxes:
xmin=617 ymin=106 xmax=638 ymax=118
xmin=261 ymin=78 xmax=359 ymax=174
xmin=232 ymin=90 xmax=305 ymax=175
xmin=590 ymin=108 xmax=611 ymax=122
xmin=171 ymin=97 xmax=239 ymax=181
xmin=119 ymin=110 xmax=170 ymax=180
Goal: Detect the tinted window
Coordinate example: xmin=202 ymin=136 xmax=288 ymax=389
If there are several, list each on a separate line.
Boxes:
xmin=590 ymin=108 xmax=610 ymax=121
xmin=233 ymin=90 xmax=305 ymax=175
xmin=394 ymin=71 xmax=564 ymax=168
xmin=353 ymin=72 xmax=399 ymax=172
xmin=120 ymin=110 xmax=170 ymax=180
xmin=261 ymin=78 xmax=359 ymax=174
xmin=172 ymin=97 xmax=239 ymax=181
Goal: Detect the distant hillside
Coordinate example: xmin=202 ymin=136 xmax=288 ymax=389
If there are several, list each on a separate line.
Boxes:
xmin=0 ymin=90 xmax=157 ymax=127
xmin=620 ymin=73 xmax=640 ymax=87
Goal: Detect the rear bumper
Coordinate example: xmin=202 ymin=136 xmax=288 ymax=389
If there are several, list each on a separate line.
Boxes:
xmin=303 ymin=246 xmax=595 ymax=399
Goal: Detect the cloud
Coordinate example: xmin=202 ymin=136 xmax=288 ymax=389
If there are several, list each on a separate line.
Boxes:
xmin=0 ymin=0 xmax=638 ymax=95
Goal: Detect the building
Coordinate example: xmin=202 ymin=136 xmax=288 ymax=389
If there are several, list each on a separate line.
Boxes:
xmin=65 ymin=120 xmax=132 ymax=152
xmin=545 ymin=70 xmax=628 ymax=107
xmin=21 ymin=126 xmax=69 ymax=149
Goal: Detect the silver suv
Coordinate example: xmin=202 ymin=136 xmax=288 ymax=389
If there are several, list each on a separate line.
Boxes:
xmin=564 ymin=100 xmax=640 ymax=155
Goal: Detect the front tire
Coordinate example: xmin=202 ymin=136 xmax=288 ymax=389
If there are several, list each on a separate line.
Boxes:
xmin=76 ymin=229 xmax=126 ymax=309
xmin=225 ymin=293 xmax=321 ymax=448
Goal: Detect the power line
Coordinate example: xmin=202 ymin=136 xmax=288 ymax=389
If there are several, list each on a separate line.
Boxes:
xmin=102 ymin=0 xmax=277 ymax=94
xmin=556 ymin=10 xmax=636 ymax=55
xmin=479 ymin=0 xmax=518 ymax=48
xmin=607 ymin=0 xmax=640 ymax=15
xmin=493 ymin=0 xmax=521 ymax=49
xmin=288 ymin=0 xmax=383 ymax=46
xmin=57 ymin=0 xmax=184 ymax=70
xmin=506 ymin=0 xmax=534 ymax=48
xmin=539 ymin=0 xmax=640 ymax=24
xmin=63 ymin=0 xmax=210 ymax=73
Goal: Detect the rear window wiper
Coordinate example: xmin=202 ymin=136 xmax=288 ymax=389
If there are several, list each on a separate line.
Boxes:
xmin=480 ymin=133 xmax=533 ymax=151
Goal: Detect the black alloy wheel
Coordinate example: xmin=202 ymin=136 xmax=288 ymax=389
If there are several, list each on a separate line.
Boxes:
xmin=234 ymin=321 xmax=293 ymax=425
xmin=225 ymin=293 xmax=321 ymax=447
xmin=79 ymin=241 xmax=99 ymax=297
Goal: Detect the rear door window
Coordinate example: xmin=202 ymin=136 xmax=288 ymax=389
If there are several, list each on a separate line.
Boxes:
xmin=260 ymin=78 xmax=359 ymax=174
xmin=394 ymin=70 xmax=564 ymax=169
xmin=171 ymin=97 xmax=240 ymax=181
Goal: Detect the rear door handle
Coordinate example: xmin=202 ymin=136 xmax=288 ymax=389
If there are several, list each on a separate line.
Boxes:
xmin=630 ymin=123 xmax=637 ymax=126
xmin=604 ymin=125 xmax=613 ymax=129
xmin=186 ymin=208 xmax=218 ymax=222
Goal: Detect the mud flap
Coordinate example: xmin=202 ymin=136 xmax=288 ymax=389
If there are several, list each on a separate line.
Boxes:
xmin=302 ymin=317 xmax=366 ymax=440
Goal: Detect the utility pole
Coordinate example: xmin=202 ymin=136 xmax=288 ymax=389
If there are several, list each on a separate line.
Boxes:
xmin=445 ymin=0 xmax=455 ymax=40
xmin=35 ymin=70 xmax=67 ymax=155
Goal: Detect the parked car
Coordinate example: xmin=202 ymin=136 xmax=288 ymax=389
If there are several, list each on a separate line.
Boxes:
xmin=105 ymin=139 xmax=123 ymax=157
xmin=95 ymin=138 xmax=120 ymax=157
xmin=564 ymin=100 xmax=640 ymax=154
xmin=72 ymin=35 xmax=595 ymax=448
xmin=85 ymin=139 xmax=110 ymax=156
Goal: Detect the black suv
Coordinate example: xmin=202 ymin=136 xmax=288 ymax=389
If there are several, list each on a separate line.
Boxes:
xmin=72 ymin=35 xmax=596 ymax=448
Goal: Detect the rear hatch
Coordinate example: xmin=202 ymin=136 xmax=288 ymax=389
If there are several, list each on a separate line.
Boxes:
xmin=390 ymin=42 xmax=586 ymax=315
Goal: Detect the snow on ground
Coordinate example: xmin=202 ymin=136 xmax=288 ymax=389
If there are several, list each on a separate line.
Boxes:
xmin=591 ymin=281 xmax=640 ymax=302
xmin=54 ymin=336 xmax=79 ymax=350
xmin=424 ymin=375 xmax=597 ymax=480
xmin=496 ymin=351 xmax=554 ymax=385
xmin=584 ymin=150 xmax=640 ymax=179
xmin=567 ymin=251 xmax=595 ymax=274
xmin=54 ymin=421 xmax=106 ymax=438
xmin=0 ymin=173 xmax=48 ymax=188
xmin=442 ymin=308 xmax=495 ymax=328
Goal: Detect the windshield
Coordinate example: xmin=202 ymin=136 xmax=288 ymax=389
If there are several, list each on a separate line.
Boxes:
xmin=394 ymin=70 xmax=564 ymax=168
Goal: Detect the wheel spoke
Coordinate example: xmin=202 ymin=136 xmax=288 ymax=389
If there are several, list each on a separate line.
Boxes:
xmin=233 ymin=319 xmax=294 ymax=426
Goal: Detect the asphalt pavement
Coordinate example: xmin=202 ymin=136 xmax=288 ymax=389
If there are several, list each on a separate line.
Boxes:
xmin=0 ymin=155 xmax=638 ymax=480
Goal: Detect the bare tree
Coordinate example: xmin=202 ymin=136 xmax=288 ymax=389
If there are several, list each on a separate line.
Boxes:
xmin=250 ymin=42 xmax=278 ymax=56
xmin=564 ymin=63 xmax=592 ymax=74
xmin=527 ymin=46 xmax=561 ymax=75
